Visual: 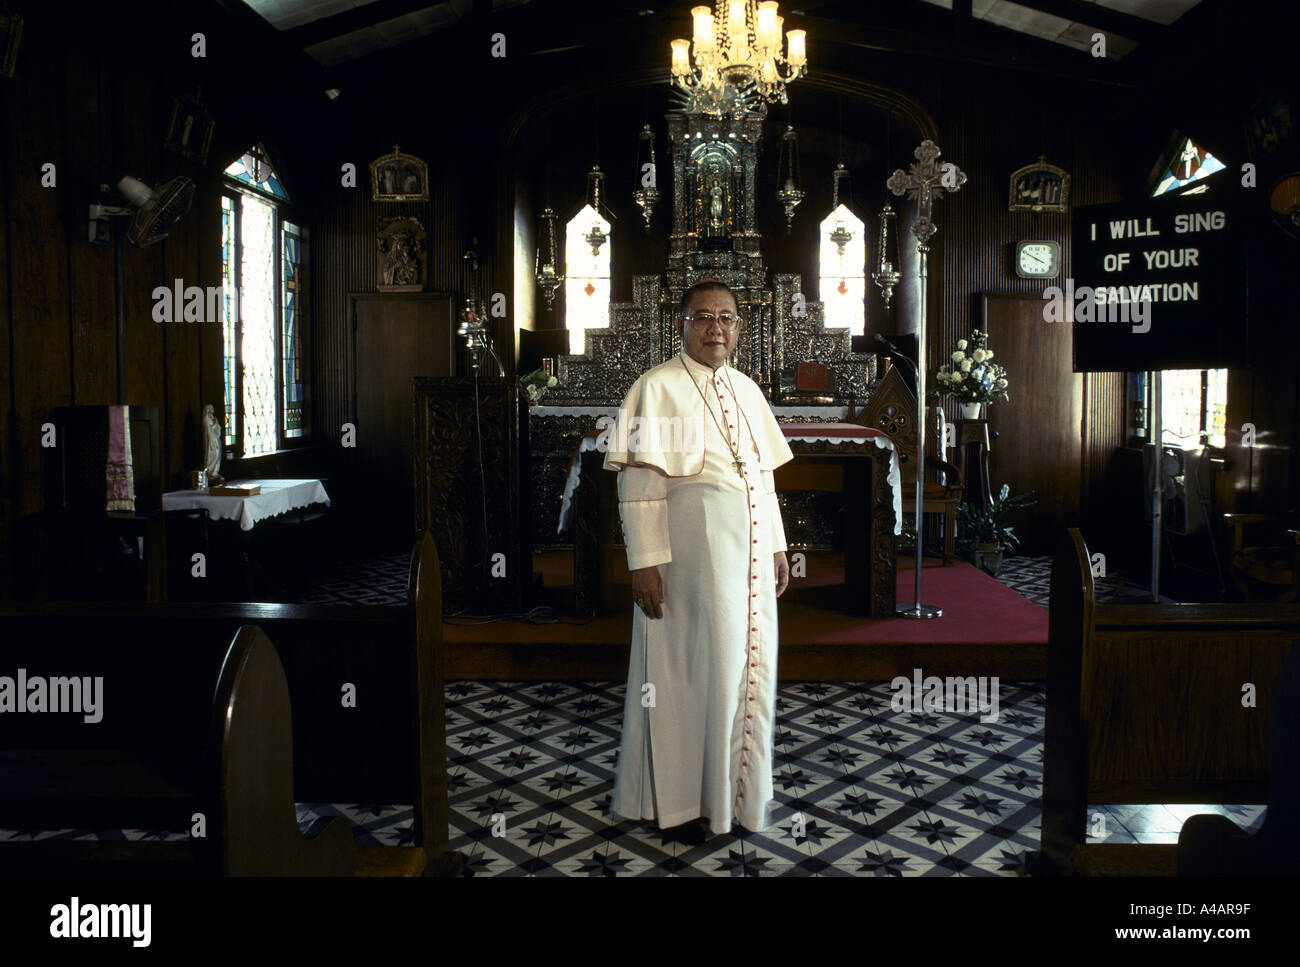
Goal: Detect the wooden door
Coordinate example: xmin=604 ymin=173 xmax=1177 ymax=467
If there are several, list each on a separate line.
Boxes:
xmin=351 ymin=293 xmax=456 ymax=549
xmin=982 ymin=292 xmax=1082 ymax=554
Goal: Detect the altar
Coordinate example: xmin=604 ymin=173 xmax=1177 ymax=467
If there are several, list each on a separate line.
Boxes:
xmin=524 ymin=105 xmax=895 ymax=613
xmin=555 ymin=419 xmax=901 ymax=616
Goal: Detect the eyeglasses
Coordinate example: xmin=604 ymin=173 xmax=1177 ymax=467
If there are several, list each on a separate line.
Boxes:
xmin=684 ymin=311 xmax=743 ymax=331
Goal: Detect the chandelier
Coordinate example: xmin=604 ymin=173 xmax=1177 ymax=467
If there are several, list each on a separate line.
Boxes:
xmin=670 ymin=2 xmax=807 ymax=116
xmin=534 ymin=206 xmax=562 ymax=312
xmin=829 ymin=162 xmax=854 ymax=256
xmin=583 ymin=165 xmax=609 ymax=256
xmin=632 ymin=124 xmax=661 ymax=232
xmin=775 ymin=124 xmax=803 ymax=233
xmin=873 ymin=199 xmax=902 ymax=312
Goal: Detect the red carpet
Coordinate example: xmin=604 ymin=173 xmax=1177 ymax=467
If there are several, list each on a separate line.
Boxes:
xmin=442 ymin=550 xmax=1048 ymax=681
xmin=779 ymin=555 xmax=1047 ymax=645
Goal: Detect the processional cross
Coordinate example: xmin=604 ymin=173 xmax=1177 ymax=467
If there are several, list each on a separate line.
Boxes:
xmin=886 ymin=139 xmax=966 ymax=253
xmin=885 ymin=139 xmax=966 ymax=620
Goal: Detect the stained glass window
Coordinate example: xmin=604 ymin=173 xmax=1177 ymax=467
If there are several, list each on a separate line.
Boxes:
xmin=222 ymin=145 xmax=308 ymax=458
xmin=240 ymin=193 xmax=278 ymax=457
xmin=818 ymin=204 xmax=867 ymax=335
xmin=224 ymin=143 xmax=291 ymax=201
xmin=565 ymin=204 xmax=611 ymax=355
xmin=221 ymin=195 xmax=238 ymax=449
xmin=1152 ymin=135 xmax=1226 ymax=197
xmin=1162 ymin=368 xmax=1227 ymax=448
xmin=282 ymin=222 xmax=305 ymax=438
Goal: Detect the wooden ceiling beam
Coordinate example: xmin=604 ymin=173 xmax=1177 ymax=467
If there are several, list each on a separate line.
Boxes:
xmin=1010 ymin=0 xmax=1163 ymax=43
xmin=281 ymin=0 xmax=449 ymax=50
xmin=799 ymin=12 xmax=1138 ymax=86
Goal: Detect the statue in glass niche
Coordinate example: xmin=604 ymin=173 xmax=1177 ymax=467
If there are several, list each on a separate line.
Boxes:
xmin=708 ymin=183 xmax=726 ymax=237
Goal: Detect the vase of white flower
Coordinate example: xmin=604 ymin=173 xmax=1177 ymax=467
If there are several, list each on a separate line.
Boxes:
xmin=933 ymin=330 xmax=1010 ymax=412
xmin=959 ymin=402 xmax=982 ymax=419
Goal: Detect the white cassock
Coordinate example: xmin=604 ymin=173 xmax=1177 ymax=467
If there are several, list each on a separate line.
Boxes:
xmin=603 ymin=350 xmax=793 ymax=835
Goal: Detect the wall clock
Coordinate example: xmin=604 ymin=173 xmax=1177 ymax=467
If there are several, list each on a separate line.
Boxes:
xmin=1014 ymin=240 xmax=1061 ymax=279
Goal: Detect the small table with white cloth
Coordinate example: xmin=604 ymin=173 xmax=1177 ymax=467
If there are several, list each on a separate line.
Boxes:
xmin=160 ymin=479 xmax=332 ymax=599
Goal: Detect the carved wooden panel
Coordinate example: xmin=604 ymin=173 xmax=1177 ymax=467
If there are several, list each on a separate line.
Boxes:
xmin=413 ymin=378 xmax=528 ymax=614
xmin=857 ymin=366 xmax=918 ymax=485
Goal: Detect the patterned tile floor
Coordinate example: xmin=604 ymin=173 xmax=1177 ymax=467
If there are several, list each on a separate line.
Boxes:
xmin=4 ymin=551 xmax=1263 ymax=875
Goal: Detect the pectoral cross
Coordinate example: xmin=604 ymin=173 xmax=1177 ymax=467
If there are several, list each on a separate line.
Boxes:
xmin=886 ymin=139 xmax=966 ymax=254
xmin=733 ymin=458 xmax=746 ymax=477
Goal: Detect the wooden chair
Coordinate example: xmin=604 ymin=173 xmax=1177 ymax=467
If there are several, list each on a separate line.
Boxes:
xmin=1030 ymin=528 xmax=1300 ymax=877
xmin=1224 ymin=513 xmax=1300 ymax=603
xmin=853 ymin=366 xmax=962 ymax=563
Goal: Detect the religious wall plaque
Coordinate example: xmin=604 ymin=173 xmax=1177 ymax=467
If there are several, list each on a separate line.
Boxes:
xmin=1009 ymin=156 xmax=1069 ymax=213
xmin=164 ymin=93 xmax=215 ymax=165
xmin=377 ymin=215 xmax=426 ymax=291
xmin=370 ymin=145 xmax=429 ymax=202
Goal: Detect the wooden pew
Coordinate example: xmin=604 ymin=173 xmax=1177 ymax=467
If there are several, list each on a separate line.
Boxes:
xmin=0 ymin=625 xmax=355 ymax=875
xmin=0 ymin=531 xmax=461 ymax=877
xmin=1031 ymin=528 xmax=1300 ymax=876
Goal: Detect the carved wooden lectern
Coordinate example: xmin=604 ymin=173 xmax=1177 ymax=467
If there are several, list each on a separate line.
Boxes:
xmin=412 ymin=377 xmax=530 ymax=615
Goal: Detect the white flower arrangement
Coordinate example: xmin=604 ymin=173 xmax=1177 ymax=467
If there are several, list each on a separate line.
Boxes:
xmin=519 ymin=368 xmax=560 ymax=405
xmin=933 ymin=329 xmax=1010 ymax=405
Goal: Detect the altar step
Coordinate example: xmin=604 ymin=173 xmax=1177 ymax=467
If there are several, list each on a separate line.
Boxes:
xmin=443 ymin=550 xmax=1048 ymax=681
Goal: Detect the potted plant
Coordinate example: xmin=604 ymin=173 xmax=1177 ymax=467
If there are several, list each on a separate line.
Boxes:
xmin=934 ymin=329 xmax=1010 ymax=419
xmin=957 ymin=484 xmax=1036 ymax=576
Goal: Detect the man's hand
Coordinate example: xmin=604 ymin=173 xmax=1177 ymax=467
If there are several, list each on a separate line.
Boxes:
xmin=631 ymin=565 xmax=665 ymax=619
xmin=774 ymin=551 xmax=790 ymax=597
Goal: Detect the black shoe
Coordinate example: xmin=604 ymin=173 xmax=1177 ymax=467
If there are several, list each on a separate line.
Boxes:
xmin=662 ymin=819 xmax=707 ymax=846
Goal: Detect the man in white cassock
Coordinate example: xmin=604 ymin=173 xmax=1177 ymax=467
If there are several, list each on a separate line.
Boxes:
xmin=603 ymin=279 xmax=794 ymax=841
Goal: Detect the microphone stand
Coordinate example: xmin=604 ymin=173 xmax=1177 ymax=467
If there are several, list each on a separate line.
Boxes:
xmin=873 ymin=334 xmax=919 ymax=391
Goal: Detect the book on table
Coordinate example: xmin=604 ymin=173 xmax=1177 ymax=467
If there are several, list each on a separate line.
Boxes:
xmin=210 ymin=483 xmax=261 ymax=497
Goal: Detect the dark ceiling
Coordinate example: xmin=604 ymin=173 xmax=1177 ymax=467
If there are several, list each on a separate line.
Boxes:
xmin=241 ymin=0 xmax=1202 ymax=68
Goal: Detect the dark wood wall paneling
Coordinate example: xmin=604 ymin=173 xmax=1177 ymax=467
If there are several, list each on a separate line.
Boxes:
xmin=1223 ymin=215 xmax=1300 ymax=517
xmin=0 ymin=9 xmax=10 ymax=598
xmin=926 ymin=71 xmax=1139 ymax=548
xmin=0 ymin=1 xmax=324 ymax=597
xmin=309 ymin=136 xmax=465 ymax=465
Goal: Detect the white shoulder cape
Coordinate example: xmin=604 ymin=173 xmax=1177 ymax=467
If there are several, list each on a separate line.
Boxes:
xmin=602 ymin=353 xmax=794 ymax=476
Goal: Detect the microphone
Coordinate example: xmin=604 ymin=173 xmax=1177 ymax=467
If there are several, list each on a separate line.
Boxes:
xmin=872 ymin=333 xmax=917 ymax=385
xmin=873 ymin=333 xmax=901 ymax=355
